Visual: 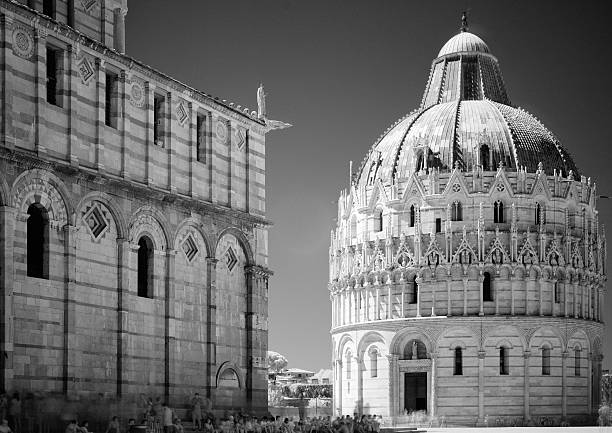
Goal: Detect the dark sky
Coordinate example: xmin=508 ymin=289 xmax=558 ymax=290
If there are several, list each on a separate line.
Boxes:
xmin=126 ymin=0 xmax=612 ymax=372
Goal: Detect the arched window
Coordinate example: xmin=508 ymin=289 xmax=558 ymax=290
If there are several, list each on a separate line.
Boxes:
xmin=374 ymin=209 xmax=383 ymax=233
xmin=27 ymin=204 xmax=49 ymax=279
xmin=451 ymin=201 xmax=462 ymax=221
xmin=493 ymin=200 xmax=504 ymax=223
xmin=369 ymin=348 xmax=378 ymax=378
xmin=480 ymin=144 xmax=490 ymax=171
xmin=535 ymin=203 xmax=544 ymax=226
xmin=345 ymin=351 xmax=352 ymax=380
xmin=483 ymin=272 xmax=493 ymax=302
xmin=554 ymin=281 xmax=560 ymax=304
xmin=541 ymin=347 xmax=551 ymax=375
xmin=410 ymin=275 xmax=418 ymax=304
xmin=575 ymin=348 xmax=581 ymax=376
xmin=409 ymin=205 xmax=416 ymax=227
xmin=454 ymin=347 xmax=463 ymax=375
xmin=499 ymin=347 xmax=509 ymax=375
xmin=137 ymin=236 xmax=154 ymax=298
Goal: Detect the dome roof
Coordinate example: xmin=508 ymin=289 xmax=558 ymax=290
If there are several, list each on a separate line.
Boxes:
xmin=354 ymin=31 xmax=578 ymax=189
xmin=437 ymin=31 xmax=490 ymax=57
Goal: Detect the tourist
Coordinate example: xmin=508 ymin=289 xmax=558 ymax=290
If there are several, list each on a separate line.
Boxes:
xmin=203 ymin=418 xmax=214 ymax=433
xmin=0 ymin=419 xmax=11 ymax=433
xmin=66 ymin=420 xmax=78 ymax=433
xmin=7 ymin=394 xmax=19 ymax=433
xmin=0 ymin=394 xmax=7 ymax=425
xmin=106 ymin=416 xmax=121 ymax=433
xmin=174 ymin=418 xmax=184 ymax=433
xmin=127 ymin=419 xmax=137 ymax=433
xmin=79 ymin=420 xmax=91 ymax=433
xmin=161 ymin=403 xmax=174 ymax=433
xmin=191 ymin=393 xmax=203 ymax=431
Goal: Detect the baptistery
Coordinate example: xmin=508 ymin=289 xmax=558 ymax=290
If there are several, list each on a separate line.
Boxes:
xmin=329 ymin=25 xmax=606 ymax=426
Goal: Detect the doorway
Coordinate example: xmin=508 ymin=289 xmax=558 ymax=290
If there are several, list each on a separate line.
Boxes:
xmin=404 ymin=372 xmax=427 ymax=412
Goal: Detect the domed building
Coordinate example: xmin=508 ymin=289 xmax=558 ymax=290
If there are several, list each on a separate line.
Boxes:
xmin=329 ymin=23 xmax=606 ymax=426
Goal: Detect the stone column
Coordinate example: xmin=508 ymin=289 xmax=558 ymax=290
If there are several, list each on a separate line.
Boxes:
xmin=66 ymin=44 xmax=78 ymax=165
xmin=477 ymin=349 xmax=486 ymax=425
xmin=94 ymin=59 xmax=105 ymax=172
xmin=113 ymin=7 xmax=128 ymax=53
xmin=356 ymin=355 xmax=363 ymax=415
xmin=164 ymin=249 xmax=177 ymax=403
xmin=430 ymin=353 xmax=437 ymax=416
xmin=0 ymin=206 xmax=16 ymax=391
xmin=119 ymin=70 xmax=130 ymax=178
xmin=116 ymin=238 xmax=131 ymax=397
xmin=463 ymin=278 xmax=468 ymax=316
xmin=573 ymin=282 xmax=579 ymax=318
xmin=376 ymin=287 xmax=380 ymax=320
xmin=145 ymin=82 xmax=155 ymax=185
xmin=166 ymin=92 xmax=175 ymax=193
xmin=562 ymin=350 xmax=568 ymax=420
xmin=63 ymin=225 xmax=78 ymax=394
xmin=538 ymin=279 xmax=543 ymax=316
xmin=336 ymin=359 xmax=343 ymax=415
xmin=0 ymin=14 xmax=15 ymax=149
xmin=510 ymin=277 xmax=516 ymax=315
xmin=479 ymin=275 xmax=484 ymax=316
xmin=387 ymin=285 xmax=392 ymax=319
xmin=564 ymin=282 xmax=569 ymax=317
xmin=34 ymin=26 xmax=48 ymax=155
xmin=587 ymin=353 xmax=592 ymax=414
xmin=523 ymin=350 xmax=531 ymax=425
xmin=446 ymin=277 xmax=452 ymax=316
xmin=415 ymin=277 xmax=421 ymax=317
xmin=387 ymin=355 xmax=398 ymax=420
xmin=205 ymin=258 xmax=218 ymax=401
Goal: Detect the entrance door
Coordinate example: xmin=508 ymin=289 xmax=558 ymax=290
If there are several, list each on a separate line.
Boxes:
xmin=404 ymin=372 xmax=427 ymax=413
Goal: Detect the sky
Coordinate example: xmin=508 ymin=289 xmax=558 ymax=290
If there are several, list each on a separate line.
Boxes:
xmin=126 ymin=0 xmax=612 ymax=373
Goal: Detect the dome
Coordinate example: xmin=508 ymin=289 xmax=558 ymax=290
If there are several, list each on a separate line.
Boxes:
xmin=437 ymin=31 xmax=490 ymax=57
xmin=354 ymin=30 xmax=578 ymax=189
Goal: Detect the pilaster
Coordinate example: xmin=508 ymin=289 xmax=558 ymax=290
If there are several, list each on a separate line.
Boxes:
xmin=205 ymin=258 xmax=218 ymax=401
xmin=164 ymin=248 xmax=177 ymax=403
xmin=116 ymin=238 xmax=130 ymax=397
xmin=477 ymin=349 xmax=485 ymax=425
xmin=34 ymin=25 xmax=47 ymax=155
xmin=62 ymin=224 xmax=78 ymax=394
xmin=94 ymin=59 xmax=105 ymax=172
xmin=66 ymin=44 xmax=78 ymax=165
xmin=523 ymin=350 xmax=531 ymax=425
xmin=0 ymin=14 xmax=15 ymax=149
xmin=0 ymin=206 xmax=16 ymax=391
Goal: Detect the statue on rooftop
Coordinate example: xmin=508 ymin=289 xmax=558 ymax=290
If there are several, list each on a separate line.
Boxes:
xmin=257 ymin=83 xmax=266 ymax=119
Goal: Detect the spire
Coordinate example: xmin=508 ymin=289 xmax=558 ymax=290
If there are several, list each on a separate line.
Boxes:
xmin=460 ymin=10 xmax=469 ymax=32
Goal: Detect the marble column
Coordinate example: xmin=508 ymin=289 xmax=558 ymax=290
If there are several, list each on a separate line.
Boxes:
xmin=415 ymin=277 xmax=422 ymax=317
xmin=524 ymin=350 xmax=531 ymax=424
xmin=562 ymin=350 xmax=568 ymax=420
xmin=446 ymin=277 xmax=452 ymax=316
xmin=463 ymin=278 xmax=468 ymax=316
xmin=479 ymin=275 xmax=484 ymax=316
xmin=387 ymin=355 xmax=398 ymax=420
xmin=114 ymin=7 xmax=128 ymax=53
xmin=430 ymin=353 xmax=437 ymax=416
xmin=477 ymin=349 xmax=486 ymax=425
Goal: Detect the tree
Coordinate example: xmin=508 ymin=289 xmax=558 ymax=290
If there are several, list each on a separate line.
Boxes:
xmin=267 ymin=351 xmax=288 ymax=374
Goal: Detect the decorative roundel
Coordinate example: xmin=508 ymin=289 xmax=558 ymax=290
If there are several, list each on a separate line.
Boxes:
xmin=216 ymin=120 xmax=228 ymax=141
xmin=129 ymin=79 xmax=145 ymax=108
xmin=496 ymin=183 xmax=505 ymax=192
xmin=12 ymin=26 xmax=34 ymax=60
xmin=452 ymin=183 xmax=461 ymax=193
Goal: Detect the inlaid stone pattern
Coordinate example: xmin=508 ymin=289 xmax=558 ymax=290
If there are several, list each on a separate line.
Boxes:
xmin=82 ymin=203 xmax=110 ymax=241
xmin=77 ymin=56 xmax=95 ymax=85
xmin=12 ymin=25 xmax=34 ymax=60
xmin=80 ymin=0 xmax=99 ymax=13
xmin=224 ymin=246 xmax=238 ymax=272
xmin=129 ymin=78 xmax=146 ymax=108
xmin=176 ymin=101 xmax=189 ymax=127
xmin=181 ymin=234 xmax=199 ymax=262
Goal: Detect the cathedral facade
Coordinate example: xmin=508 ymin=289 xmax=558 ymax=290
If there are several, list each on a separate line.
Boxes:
xmin=0 ymin=0 xmax=280 ymax=415
xmin=329 ymin=27 xmax=606 ymax=426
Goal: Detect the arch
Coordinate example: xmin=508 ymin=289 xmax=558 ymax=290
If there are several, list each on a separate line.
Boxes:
xmin=173 ymin=217 xmax=213 ymax=259
xmin=215 ymin=227 xmax=255 ymax=265
xmin=567 ymin=329 xmax=590 ymax=353
xmin=480 ymin=144 xmax=490 ymax=170
xmin=357 ymin=331 xmax=386 ymax=358
xmin=390 ymin=328 xmax=433 ymax=357
xmin=215 ymin=362 xmax=243 ymax=389
xmin=448 ymin=340 xmax=467 ymax=351
xmin=451 ymin=200 xmax=462 ymax=221
xmin=128 ymin=206 xmax=171 ymax=250
xmin=528 ymin=325 xmax=565 ymax=352
xmin=12 ymin=168 xmax=73 ymax=226
xmin=484 ymin=324 xmax=527 ymax=352
xmin=495 ymin=339 xmax=514 ymax=350
xmin=75 ymin=192 xmax=127 ymax=239
xmin=454 ymin=346 xmax=463 ymax=375
xmin=336 ymin=334 xmax=355 ymax=360
xmin=483 ymin=271 xmax=493 ymax=301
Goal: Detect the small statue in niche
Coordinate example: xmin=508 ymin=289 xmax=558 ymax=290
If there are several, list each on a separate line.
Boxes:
xmin=412 ymin=341 xmax=418 ymax=360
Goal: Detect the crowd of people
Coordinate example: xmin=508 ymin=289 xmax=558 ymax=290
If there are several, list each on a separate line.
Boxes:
xmin=59 ymin=405 xmax=384 ymax=433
